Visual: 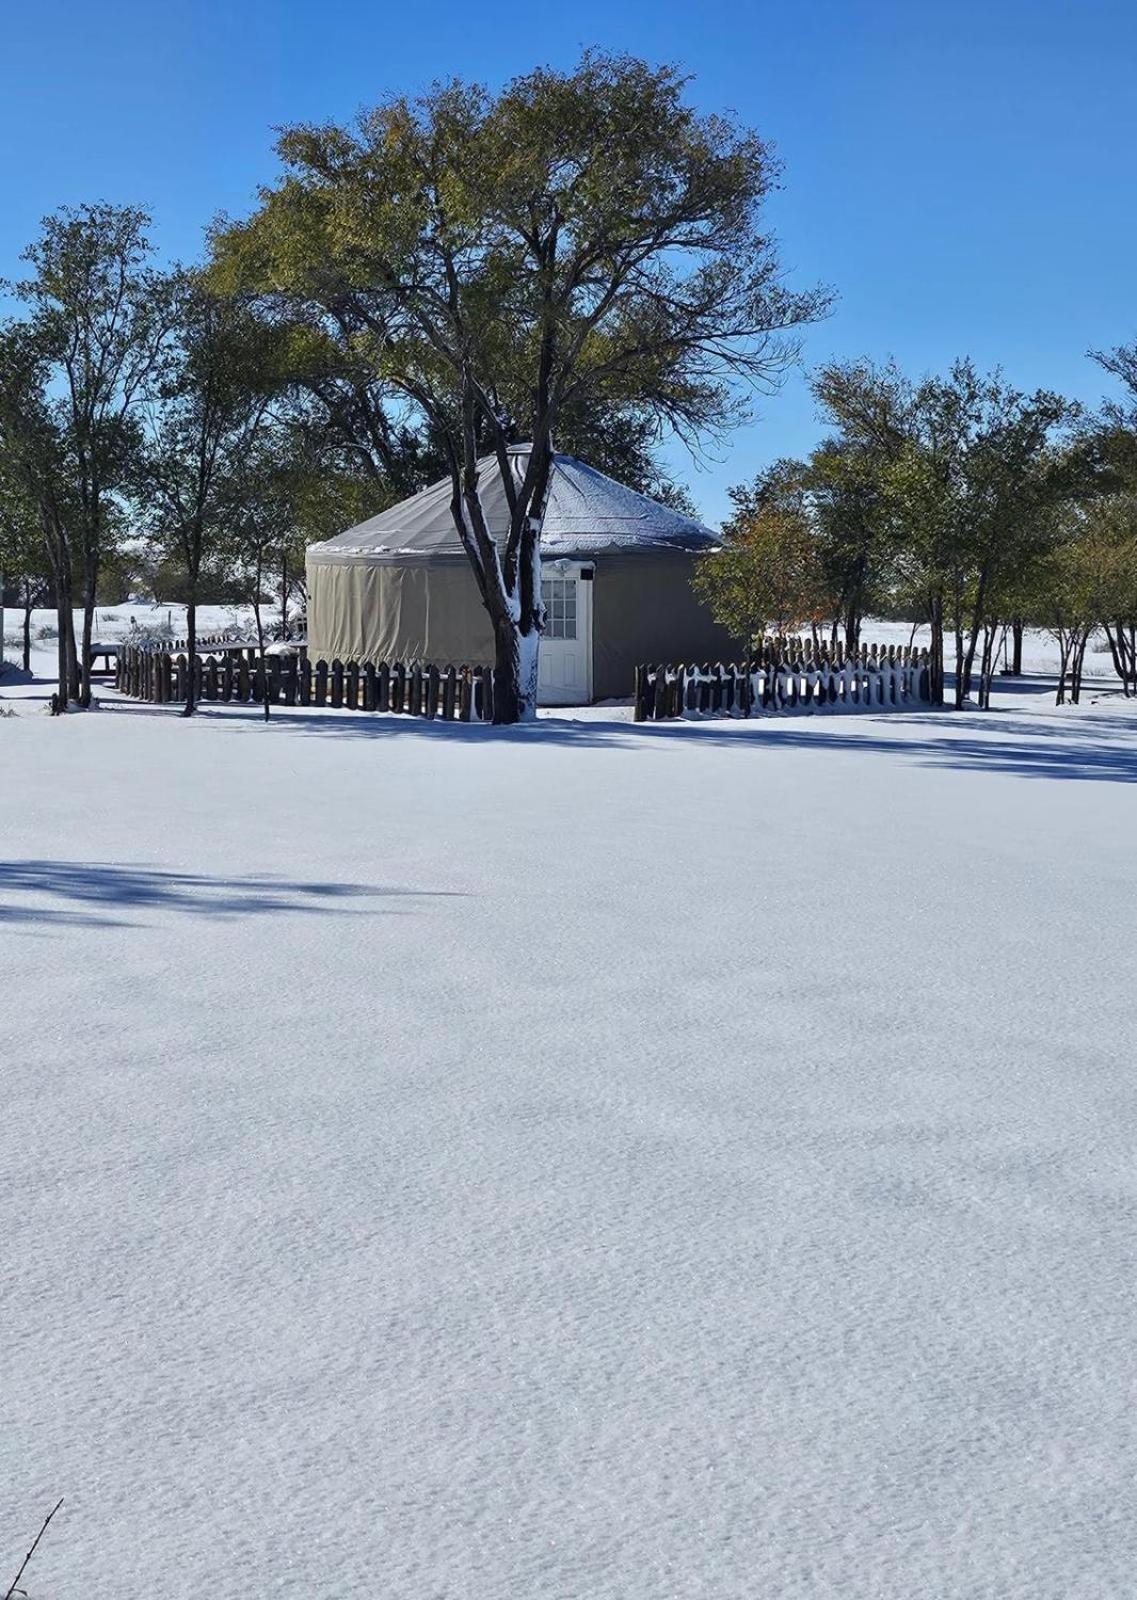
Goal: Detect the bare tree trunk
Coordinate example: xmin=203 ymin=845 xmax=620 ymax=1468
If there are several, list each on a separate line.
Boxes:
xmin=1071 ymin=630 xmax=1090 ymax=704
xmin=182 ymin=593 xmax=197 ymax=717
xmin=65 ymin=602 xmax=79 ymax=701
xmin=77 ymin=560 xmax=97 ymax=708
xmin=52 ymin=564 xmax=79 ymax=706
xmin=958 ymin=575 xmax=990 ymax=707
xmin=253 ymin=547 xmax=270 ymax=722
xmin=976 ymin=622 xmax=1004 ymax=709
xmin=1011 ymin=618 xmax=1023 ymax=676
xmin=491 ymin=618 xmax=539 ymax=724
xmin=844 ymin=604 xmax=859 ymax=654
xmin=928 ymin=591 xmax=945 ymax=706
xmin=1055 ymin=631 xmax=1074 ymax=705
xmin=953 ymin=624 xmax=966 ymax=709
xmin=22 ymin=578 xmax=33 ymax=673
xmin=55 ymin=588 xmax=68 ymax=704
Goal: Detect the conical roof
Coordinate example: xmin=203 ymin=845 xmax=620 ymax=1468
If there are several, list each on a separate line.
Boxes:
xmin=309 ymin=445 xmax=716 ymax=564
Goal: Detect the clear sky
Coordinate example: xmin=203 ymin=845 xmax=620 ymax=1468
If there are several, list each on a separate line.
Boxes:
xmin=3 ymin=0 xmax=1135 ymax=525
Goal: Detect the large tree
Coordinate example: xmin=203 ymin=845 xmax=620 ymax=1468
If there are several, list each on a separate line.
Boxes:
xmin=140 ymin=275 xmax=284 ymax=713
xmin=213 ymin=53 xmax=827 ymax=721
xmin=3 ymin=204 xmax=172 ymax=707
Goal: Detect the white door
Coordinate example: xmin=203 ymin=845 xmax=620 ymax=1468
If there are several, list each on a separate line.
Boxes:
xmin=538 ymin=563 xmax=593 ymax=705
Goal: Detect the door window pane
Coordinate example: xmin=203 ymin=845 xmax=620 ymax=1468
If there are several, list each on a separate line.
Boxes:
xmin=541 ymin=577 xmax=578 ymax=640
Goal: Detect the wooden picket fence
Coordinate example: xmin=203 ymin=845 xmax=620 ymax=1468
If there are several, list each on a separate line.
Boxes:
xmin=634 ymin=640 xmax=932 ymax=721
xmin=114 ymin=643 xmax=497 ymax=721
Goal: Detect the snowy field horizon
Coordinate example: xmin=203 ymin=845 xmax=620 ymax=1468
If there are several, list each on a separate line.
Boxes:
xmin=3 ymin=614 xmax=1136 ymax=1598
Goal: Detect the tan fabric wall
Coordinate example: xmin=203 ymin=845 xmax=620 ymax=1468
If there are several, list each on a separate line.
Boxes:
xmin=307 ymin=548 xmax=735 ymax=701
xmin=307 ymin=557 xmax=494 ymax=667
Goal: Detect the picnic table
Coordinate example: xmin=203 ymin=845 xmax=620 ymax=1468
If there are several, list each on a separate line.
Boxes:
xmin=86 ymin=642 xmax=120 ymax=675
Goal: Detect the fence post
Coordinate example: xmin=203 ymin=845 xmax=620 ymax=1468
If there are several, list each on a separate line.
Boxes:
xmin=442 ymin=666 xmax=457 ymax=720
xmin=426 ymin=664 xmax=440 ymax=719
xmin=633 ymin=666 xmax=646 ymax=721
xmin=377 ymin=662 xmax=390 ymax=713
xmin=391 ymin=662 xmax=405 ymax=713
xmin=344 ymin=660 xmax=359 ymax=710
xmin=479 ymin=665 xmax=494 ymax=721
xmin=222 ymin=655 xmax=235 ymax=702
xmin=363 ymin=661 xmax=377 ymax=711
xmin=283 ymin=654 xmax=299 ymax=706
xmin=298 ymin=657 xmax=311 ymax=706
xmin=458 ymin=666 xmax=472 ymax=721
xmin=330 ymin=660 xmax=344 ymax=708
xmin=653 ymin=664 xmax=668 ymax=720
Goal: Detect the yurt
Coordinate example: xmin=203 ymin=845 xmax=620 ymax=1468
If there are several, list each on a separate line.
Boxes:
xmin=306 ymin=445 xmax=735 ymax=704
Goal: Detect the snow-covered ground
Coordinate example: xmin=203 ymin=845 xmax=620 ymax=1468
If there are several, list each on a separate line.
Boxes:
xmin=3 ymin=628 xmax=1136 ymax=1599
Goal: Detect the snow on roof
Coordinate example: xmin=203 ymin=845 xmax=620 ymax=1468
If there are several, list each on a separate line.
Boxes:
xmin=309 ymin=445 xmax=717 ymax=563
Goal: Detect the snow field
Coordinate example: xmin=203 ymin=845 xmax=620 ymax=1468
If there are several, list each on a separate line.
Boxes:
xmin=2 ymin=653 xmax=1136 ymax=1599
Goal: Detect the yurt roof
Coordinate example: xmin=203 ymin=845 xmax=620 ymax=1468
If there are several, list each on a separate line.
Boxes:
xmin=309 ymin=445 xmax=717 ymax=564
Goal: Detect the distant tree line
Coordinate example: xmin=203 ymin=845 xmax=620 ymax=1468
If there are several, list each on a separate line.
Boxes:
xmin=695 ymin=356 xmax=1137 ymax=707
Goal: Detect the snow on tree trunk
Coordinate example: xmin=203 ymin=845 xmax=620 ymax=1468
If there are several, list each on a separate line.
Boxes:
xmin=492 ymin=620 xmax=540 ymax=724
xmin=455 ymin=466 xmax=546 ymax=726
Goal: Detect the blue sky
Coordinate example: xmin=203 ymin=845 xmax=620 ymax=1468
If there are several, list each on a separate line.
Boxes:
xmin=3 ymin=0 xmax=1135 ymax=524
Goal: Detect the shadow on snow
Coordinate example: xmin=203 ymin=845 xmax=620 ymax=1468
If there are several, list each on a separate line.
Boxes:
xmin=0 ymin=860 xmax=462 ymax=931
xmin=188 ymin=699 xmax=1137 ymax=784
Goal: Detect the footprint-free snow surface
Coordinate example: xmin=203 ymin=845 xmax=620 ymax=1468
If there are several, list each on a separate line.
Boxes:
xmin=3 ymin=666 xmax=1136 ymax=1599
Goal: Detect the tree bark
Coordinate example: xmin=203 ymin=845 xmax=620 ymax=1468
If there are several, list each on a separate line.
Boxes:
xmin=78 ymin=560 xmax=98 ymax=708
xmin=844 ymin=604 xmax=860 ymax=654
xmin=52 ymin=563 xmax=79 ymax=706
xmin=953 ymin=623 xmax=966 ymax=709
xmin=1071 ymin=630 xmax=1090 ymax=704
xmin=253 ymin=547 xmax=270 ymax=721
xmin=957 ymin=573 xmax=990 ymax=707
xmin=927 ymin=591 xmax=945 ymax=706
xmin=22 ymin=578 xmax=33 ymax=673
xmin=1011 ymin=618 xmax=1023 ymax=676
xmin=491 ymin=617 xmax=539 ymax=724
xmin=182 ymin=594 xmax=197 ymax=716
xmin=1055 ymin=631 xmax=1073 ymax=705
